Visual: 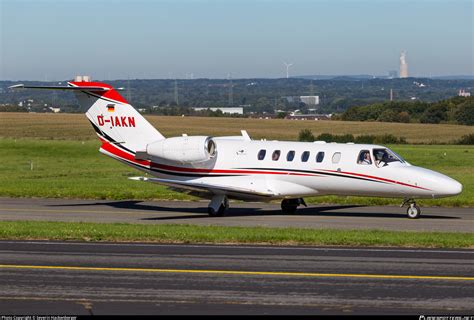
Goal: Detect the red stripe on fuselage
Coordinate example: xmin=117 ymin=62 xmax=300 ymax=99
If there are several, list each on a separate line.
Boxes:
xmin=100 ymin=141 xmax=317 ymax=177
xmin=100 ymin=140 xmax=422 ymax=189
xmin=321 ymin=169 xmax=430 ymax=191
xmin=151 ymin=163 xmax=315 ymax=177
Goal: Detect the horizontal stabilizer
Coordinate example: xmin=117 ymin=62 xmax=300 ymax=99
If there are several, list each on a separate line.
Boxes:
xmin=9 ymin=84 xmax=110 ymax=91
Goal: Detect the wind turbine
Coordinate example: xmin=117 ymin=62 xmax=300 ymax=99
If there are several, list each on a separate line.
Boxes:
xmin=283 ymin=62 xmax=293 ymax=79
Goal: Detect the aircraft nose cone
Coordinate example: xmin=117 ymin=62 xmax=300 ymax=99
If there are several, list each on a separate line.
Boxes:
xmin=433 ymin=175 xmax=463 ymax=198
xmin=442 ymin=178 xmax=463 ymax=196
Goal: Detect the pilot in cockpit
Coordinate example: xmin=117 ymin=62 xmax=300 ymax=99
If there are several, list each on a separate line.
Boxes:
xmin=374 ymin=150 xmax=388 ymax=167
xmin=358 ymin=151 xmax=372 ymax=165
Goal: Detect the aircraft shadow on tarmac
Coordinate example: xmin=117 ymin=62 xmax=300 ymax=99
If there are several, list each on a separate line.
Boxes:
xmin=48 ymin=200 xmax=460 ymax=220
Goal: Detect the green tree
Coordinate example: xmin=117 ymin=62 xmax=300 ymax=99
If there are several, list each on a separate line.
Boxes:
xmin=276 ymin=112 xmax=287 ymax=119
xmin=298 ymin=129 xmax=315 ymax=142
xmin=377 ymin=109 xmax=399 ymax=122
xmin=455 ymin=99 xmax=474 ymax=125
xmin=420 ymin=104 xmax=447 ymax=124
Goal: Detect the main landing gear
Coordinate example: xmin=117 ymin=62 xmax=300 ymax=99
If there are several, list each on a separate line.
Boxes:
xmin=401 ymin=198 xmax=421 ymax=219
xmin=207 ymin=194 xmax=229 ymax=217
xmin=281 ymin=198 xmax=307 ymax=214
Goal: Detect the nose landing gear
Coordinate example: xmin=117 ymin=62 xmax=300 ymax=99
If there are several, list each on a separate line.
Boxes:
xmin=401 ymin=198 xmax=421 ymax=219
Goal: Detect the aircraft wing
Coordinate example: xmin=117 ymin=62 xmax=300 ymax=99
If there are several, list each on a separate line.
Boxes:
xmin=129 ymin=176 xmax=274 ymax=199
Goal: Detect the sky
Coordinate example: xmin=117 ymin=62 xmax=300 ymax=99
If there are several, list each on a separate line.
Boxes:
xmin=1 ymin=0 xmax=473 ymax=80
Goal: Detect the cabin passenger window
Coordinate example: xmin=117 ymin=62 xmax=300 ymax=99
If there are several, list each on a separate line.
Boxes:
xmin=332 ymin=152 xmax=341 ymax=164
xmin=258 ymin=149 xmax=266 ymax=160
xmin=357 ymin=150 xmax=372 ymax=165
xmin=272 ymin=150 xmax=281 ymax=161
xmin=316 ymin=151 xmax=325 ymax=163
xmin=286 ymin=150 xmax=295 ymax=162
xmin=301 ymin=151 xmax=310 ymax=162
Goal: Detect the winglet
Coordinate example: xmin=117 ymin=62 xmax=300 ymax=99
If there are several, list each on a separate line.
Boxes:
xmin=8 ymin=84 xmax=25 ymax=89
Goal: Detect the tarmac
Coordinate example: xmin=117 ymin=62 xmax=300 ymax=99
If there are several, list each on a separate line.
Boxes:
xmin=0 ymin=197 xmax=473 ymax=232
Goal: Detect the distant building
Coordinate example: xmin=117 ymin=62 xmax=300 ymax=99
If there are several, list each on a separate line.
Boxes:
xmin=400 ymin=51 xmax=408 ymax=78
xmin=286 ymin=113 xmax=330 ymax=121
xmin=193 ymin=107 xmax=243 ymax=115
xmin=75 ymin=75 xmax=91 ymax=82
xmin=413 ymin=81 xmax=426 ymax=87
xmin=299 ymin=96 xmax=320 ymax=105
xmin=48 ymin=107 xmax=61 ymax=113
xmin=458 ymin=89 xmax=471 ymax=97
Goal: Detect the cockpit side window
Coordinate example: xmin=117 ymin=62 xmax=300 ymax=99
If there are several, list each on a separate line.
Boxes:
xmin=372 ymin=148 xmax=404 ymax=167
xmin=357 ymin=150 xmax=372 ymax=165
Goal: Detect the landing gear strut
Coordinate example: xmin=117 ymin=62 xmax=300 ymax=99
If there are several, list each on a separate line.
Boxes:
xmin=281 ymin=198 xmax=306 ymax=214
xmin=208 ymin=195 xmax=229 ymax=217
xmin=401 ymin=198 xmax=421 ymax=219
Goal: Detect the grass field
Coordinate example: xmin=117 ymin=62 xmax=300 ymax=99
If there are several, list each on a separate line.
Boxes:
xmin=0 ymin=138 xmax=472 ymax=206
xmin=0 ymin=221 xmax=472 ymax=248
xmin=1 ymin=113 xmax=472 ymax=248
xmin=1 ymin=112 xmax=474 ymax=143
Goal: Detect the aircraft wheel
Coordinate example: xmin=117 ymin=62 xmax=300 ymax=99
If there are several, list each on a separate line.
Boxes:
xmin=407 ymin=204 xmax=421 ymax=219
xmin=281 ymin=199 xmax=298 ymax=214
xmin=208 ymin=204 xmax=226 ymax=217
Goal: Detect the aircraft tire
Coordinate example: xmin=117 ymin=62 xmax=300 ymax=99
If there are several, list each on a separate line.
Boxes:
xmin=208 ymin=204 xmax=226 ymax=217
xmin=281 ymin=199 xmax=298 ymax=214
xmin=407 ymin=205 xmax=421 ymax=219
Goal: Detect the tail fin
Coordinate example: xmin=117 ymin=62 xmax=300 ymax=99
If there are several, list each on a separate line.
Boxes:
xmin=68 ymin=80 xmax=164 ymax=152
xmin=9 ymin=79 xmax=164 ymax=152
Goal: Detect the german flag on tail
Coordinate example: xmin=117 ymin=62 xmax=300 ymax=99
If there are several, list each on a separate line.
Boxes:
xmin=107 ymin=104 xmax=115 ymax=112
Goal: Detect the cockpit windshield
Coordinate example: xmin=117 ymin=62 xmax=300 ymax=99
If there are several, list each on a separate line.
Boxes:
xmin=372 ymin=148 xmax=405 ymax=167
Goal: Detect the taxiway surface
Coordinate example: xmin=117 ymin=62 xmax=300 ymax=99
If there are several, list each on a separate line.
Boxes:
xmin=0 ymin=241 xmax=472 ymax=315
xmin=0 ymin=197 xmax=473 ymax=232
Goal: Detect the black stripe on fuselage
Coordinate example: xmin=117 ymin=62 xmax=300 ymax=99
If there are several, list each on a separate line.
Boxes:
xmin=240 ymin=167 xmax=388 ymax=184
xmin=91 ymin=125 xmax=380 ymax=182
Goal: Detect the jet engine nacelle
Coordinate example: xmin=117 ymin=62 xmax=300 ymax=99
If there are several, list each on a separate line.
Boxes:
xmin=146 ymin=136 xmax=217 ymax=163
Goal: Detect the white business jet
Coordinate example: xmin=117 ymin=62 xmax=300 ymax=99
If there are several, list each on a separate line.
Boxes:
xmin=10 ymin=78 xmax=462 ymax=219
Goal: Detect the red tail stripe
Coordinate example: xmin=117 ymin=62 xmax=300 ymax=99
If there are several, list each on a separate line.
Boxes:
xmin=101 ymin=142 xmax=151 ymax=167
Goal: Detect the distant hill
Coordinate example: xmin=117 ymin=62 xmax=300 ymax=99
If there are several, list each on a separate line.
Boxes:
xmin=430 ymin=75 xmax=474 ymax=80
xmin=297 ymin=75 xmax=474 ymax=80
xmin=1 ymin=77 xmax=473 ymax=115
xmin=296 ymin=75 xmax=376 ymax=80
